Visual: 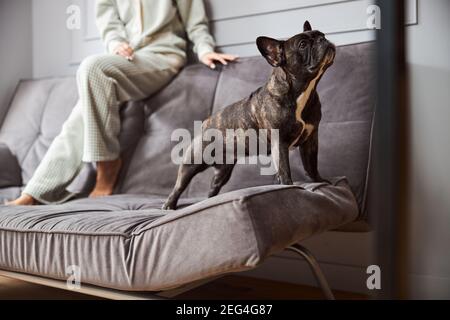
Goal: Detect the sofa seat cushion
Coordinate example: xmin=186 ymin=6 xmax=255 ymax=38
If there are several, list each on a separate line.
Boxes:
xmin=0 ymin=177 xmax=357 ymax=291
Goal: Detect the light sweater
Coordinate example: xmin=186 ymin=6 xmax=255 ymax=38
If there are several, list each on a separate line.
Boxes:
xmin=95 ymin=0 xmax=216 ymax=60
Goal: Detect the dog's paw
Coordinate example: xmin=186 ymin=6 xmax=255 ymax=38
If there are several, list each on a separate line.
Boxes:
xmin=162 ymin=202 xmax=176 ymax=210
xmin=276 ymin=175 xmax=293 ymax=185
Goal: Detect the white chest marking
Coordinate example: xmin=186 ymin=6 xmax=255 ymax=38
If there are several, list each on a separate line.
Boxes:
xmin=289 ymin=60 xmax=328 ymax=149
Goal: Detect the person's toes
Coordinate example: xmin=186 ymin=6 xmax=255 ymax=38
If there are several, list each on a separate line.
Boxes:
xmin=5 ymin=195 xmax=36 ymax=206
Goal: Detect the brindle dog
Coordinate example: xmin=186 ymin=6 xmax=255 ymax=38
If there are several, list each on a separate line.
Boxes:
xmin=163 ymin=21 xmax=335 ymax=210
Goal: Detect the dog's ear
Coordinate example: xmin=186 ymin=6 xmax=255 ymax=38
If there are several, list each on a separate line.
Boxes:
xmin=256 ymin=37 xmax=285 ymax=67
xmin=303 ymin=20 xmax=312 ymax=32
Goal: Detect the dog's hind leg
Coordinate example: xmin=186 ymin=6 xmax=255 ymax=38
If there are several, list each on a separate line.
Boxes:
xmin=208 ymin=164 xmax=235 ymax=198
xmin=163 ymin=163 xmax=208 ymax=210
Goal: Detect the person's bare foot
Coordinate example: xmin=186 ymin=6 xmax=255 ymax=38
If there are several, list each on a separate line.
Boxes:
xmin=90 ymin=158 xmax=122 ymax=198
xmin=5 ymin=194 xmax=37 ymax=206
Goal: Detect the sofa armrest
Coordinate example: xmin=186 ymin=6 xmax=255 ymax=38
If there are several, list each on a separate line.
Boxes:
xmin=0 ymin=143 xmax=22 ymax=187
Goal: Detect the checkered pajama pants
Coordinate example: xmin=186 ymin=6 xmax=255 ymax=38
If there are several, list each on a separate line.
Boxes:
xmin=23 ymin=51 xmax=184 ymax=204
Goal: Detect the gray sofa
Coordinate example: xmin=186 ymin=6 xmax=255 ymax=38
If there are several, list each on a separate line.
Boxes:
xmin=0 ymin=42 xmax=375 ymax=298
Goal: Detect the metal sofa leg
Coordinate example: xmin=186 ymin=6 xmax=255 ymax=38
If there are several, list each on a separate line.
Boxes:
xmin=286 ymin=244 xmax=335 ymax=300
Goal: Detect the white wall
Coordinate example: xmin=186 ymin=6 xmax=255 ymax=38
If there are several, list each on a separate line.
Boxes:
xmin=0 ymin=0 xmax=32 ymax=124
xmin=34 ymin=0 xmax=416 ymax=74
xmin=32 ymin=0 xmax=76 ymax=77
xmin=406 ymin=0 xmax=450 ymax=299
xmin=67 ymin=0 xmax=379 ymax=65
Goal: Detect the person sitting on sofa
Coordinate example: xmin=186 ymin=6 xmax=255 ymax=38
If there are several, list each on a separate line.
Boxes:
xmin=7 ymin=0 xmax=237 ymax=206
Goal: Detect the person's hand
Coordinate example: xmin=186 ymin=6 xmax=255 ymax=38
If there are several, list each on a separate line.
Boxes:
xmin=200 ymin=52 xmax=239 ymax=69
xmin=113 ymin=42 xmax=135 ymax=61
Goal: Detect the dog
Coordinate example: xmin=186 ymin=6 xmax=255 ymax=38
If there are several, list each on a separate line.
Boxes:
xmin=163 ymin=21 xmax=336 ymax=210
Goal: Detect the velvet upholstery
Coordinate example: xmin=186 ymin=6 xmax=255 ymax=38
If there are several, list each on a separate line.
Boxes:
xmin=0 ymin=144 xmax=22 ymax=188
xmin=0 ymin=178 xmax=357 ymax=291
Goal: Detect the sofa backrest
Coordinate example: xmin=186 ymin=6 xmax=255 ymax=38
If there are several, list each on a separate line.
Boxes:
xmin=0 ymin=78 xmax=78 ymax=183
xmin=0 ymin=42 xmax=375 ymax=214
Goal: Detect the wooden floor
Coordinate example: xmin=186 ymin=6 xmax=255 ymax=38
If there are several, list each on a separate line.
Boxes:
xmin=0 ymin=275 xmax=367 ymax=300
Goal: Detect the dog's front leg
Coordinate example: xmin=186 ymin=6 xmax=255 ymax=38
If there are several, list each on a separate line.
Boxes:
xmin=299 ymin=129 xmax=329 ymax=183
xmin=163 ymin=163 xmax=207 ymax=210
xmin=272 ymin=139 xmax=293 ymax=185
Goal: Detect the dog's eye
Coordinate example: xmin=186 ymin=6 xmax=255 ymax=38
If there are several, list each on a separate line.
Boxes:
xmin=299 ymin=41 xmax=307 ymax=49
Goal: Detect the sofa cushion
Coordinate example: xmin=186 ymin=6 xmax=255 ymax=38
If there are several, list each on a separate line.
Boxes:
xmin=0 ymin=78 xmax=78 ymax=184
xmin=0 ymin=177 xmax=357 ymax=291
xmin=116 ymin=64 xmax=220 ymax=197
xmin=0 ymin=78 xmax=149 ymax=195
xmin=0 ymin=144 xmax=22 ymax=188
xmin=308 ymin=42 xmax=375 ymax=214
